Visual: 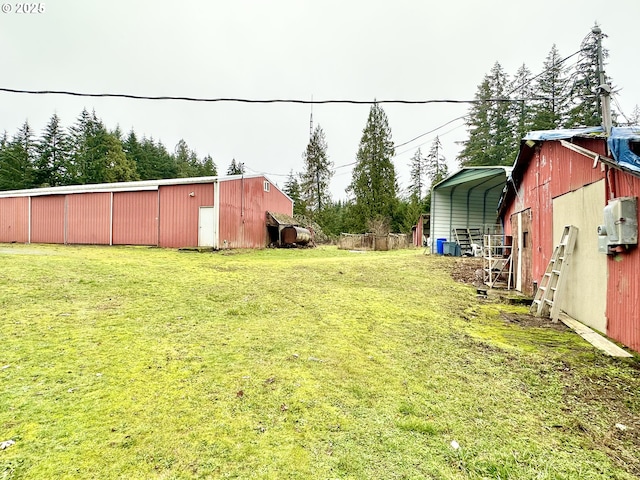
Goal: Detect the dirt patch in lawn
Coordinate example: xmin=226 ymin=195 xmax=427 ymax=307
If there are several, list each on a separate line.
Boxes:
xmin=499 ymin=311 xmax=569 ymax=332
xmin=450 ymin=257 xmax=483 ymax=285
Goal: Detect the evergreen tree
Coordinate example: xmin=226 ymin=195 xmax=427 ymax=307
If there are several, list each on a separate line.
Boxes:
xmin=487 ymin=62 xmax=517 ymax=164
xmin=0 ymin=121 xmax=37 ymax=190
xmin=68 ymin=108 xmax=94 ymax=183
xmin=35 ymin=114 xmax=71 ymax=187
xmin=425 ymin=136 xmax=448 ymax=187
xmin=459 ymin=62 xmax=517 ymax=167
xmin=348 ymin=103 xmax=397 ymax=232
xmin=458 ymin=77 xmax=492 ymax=167
xmin=68 ymin=109 xmax=138 ymax=184
xmin=227 ymin=158 xmax=244 ymax=175
xmin=123 ymin=130 xmax=147 ymax=178
xmin=532 ymin=45 xmax=570 ymax=130
xmin=99 ymin=133 xmax=139 ymax=183
xmin=173 ymin=139 xmax=199 ymax=178
xmin=283 ymin=170 xmax=306 ymax=215
xmin=509 ymin=63 xmax=536 ymax=140
xmin=300 ymin=125 xmax=333 ymax=214
xmin=199 ymin=154 xmax=217 ymax=176
xmin=407 ymin=147 xmax=426 ymax=201
xmin=140 ymin=138 xmax=177 ymax=179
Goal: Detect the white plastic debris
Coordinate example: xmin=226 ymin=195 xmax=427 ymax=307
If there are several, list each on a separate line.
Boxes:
xmin=1 ymin=365 xmax=10 ymax=369
xmin=450 ymin=440 xmax=460 ymax=450
xmin=0 ymin=440 xmax=15 ymax=450
xmin=615 ymin=423 xmax=628 ymax=431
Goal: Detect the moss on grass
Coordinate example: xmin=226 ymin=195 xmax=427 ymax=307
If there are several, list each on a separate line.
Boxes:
xmin=0 ymin=244 xmax=638 ymax=479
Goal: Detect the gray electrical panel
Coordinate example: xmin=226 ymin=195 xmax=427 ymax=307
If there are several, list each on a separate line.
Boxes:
xmin=598 ymin=197 xmax=638 ymax=252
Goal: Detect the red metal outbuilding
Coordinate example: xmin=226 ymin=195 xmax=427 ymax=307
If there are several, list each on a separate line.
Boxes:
xmin=500 ymin=128 xmax=640 ymax=353
xmin=0 ymin=175 xmax=293 ymax=250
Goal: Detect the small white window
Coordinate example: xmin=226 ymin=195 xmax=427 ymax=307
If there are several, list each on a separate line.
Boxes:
xmin=263 ymin=181 xmax=270 ymax=192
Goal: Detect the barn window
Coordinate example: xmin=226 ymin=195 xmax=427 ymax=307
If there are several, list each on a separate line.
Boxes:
xmin=523 ymin=231 xmax=529 ymax=248
xmin=264 ymin=181 xmax=270 ymax=192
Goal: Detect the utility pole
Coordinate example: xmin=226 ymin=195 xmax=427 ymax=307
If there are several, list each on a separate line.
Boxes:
xmin=593 ymin=25 xmax=612 ymax=136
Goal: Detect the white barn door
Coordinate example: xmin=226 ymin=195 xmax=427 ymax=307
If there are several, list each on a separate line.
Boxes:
xmin=198 ymin=206 xmax=216 ymax=247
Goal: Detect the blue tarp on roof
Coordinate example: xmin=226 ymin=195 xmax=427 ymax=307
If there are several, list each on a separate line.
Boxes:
xmin=523 ymin=126 xmax=604 ymax=141
xmin=522 ymin=125 xmax=640 ymax=174
xmin=607 ymin=126 xmax=640 ymax=173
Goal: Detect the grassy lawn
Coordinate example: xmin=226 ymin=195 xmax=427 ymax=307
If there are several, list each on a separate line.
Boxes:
xmin=1 ymin=244 xmax=639 ymax=479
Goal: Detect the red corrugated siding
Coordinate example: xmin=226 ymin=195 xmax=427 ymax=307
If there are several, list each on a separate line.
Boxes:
xmin=67 ymin=193 xmax=111 ymax=244
xmin=0 ymin=197 xmax=29 ymax=243
xmin=112 ymin=191 xmax=159 ymax=245
xmin=514 ymin=141 xmax=608 ymax=283
xmin=158 ymin=183 xmax=214 ymax=248
xmin=503 ymin=138 xmax=640 ymax=352
xmin=606 ymin=170 xmax=640 ymax=352
xmin=548 ymin=139 xmax=607 ymax=197
xmin=31 ymin=196 xmax=65 ymax=243
xmin=218 ymin=177 xmax=293 ymax=248
xmin=414 ymin=216 xmax=424 ymax=246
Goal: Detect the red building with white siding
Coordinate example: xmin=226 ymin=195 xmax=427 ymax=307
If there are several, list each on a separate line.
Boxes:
xmin=0 ymin=175 xmax=293 ymax=249
xmin=499 ymin=127 xmax=640 ymax=353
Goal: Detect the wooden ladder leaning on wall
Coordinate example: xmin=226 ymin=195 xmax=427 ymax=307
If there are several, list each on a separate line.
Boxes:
xmin=530 ymin=225 xmax=578 ymax=321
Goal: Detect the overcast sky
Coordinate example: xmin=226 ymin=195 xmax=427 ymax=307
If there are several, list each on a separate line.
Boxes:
xmin=2 ymin=0 xmax=639 ymax=198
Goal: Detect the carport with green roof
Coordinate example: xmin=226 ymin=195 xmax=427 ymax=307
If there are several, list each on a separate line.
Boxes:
xmin=429 ymin=166 xmax=512 ymax=254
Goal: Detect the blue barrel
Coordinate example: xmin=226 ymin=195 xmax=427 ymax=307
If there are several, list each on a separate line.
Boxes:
xmin=436 ymin=238 xmax=446 ymax=255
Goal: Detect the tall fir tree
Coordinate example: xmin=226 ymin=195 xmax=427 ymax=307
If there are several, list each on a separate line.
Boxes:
xmin=425 ymin=136 xmax=448 ymax=187
xmin=532 ymin=45 xmax=570 ymax=130
xmin=199 ymin=154 xmax=217 ymax=176
xmin=140 ymin=137 xmax=177 ymax=179
xmin=348 ymin=103 xmax=397 ymax=231
xmin=35 ymin=113 xmax=71 ymax=187
xmin=509 ymin=64 xmax=536 ymax=141
xmin=458 ymin=77 xmax=492 ymax=166
xmin=68 ymin=109 xmax=138 ymax=184
xmin=459 ymin=62 xmax=517 ymax=167
xmin=283 ymin=170 xmax=306 ymax=215
xmin=0 ymin=121 xmax=36 ymax=190
xmin=123 ymin=130 xmax=147 ymax=178
xmin=300 ymin=125 xmax=332 ymax=214
xmin=487 ymin=62 xmax=517 ymax=164
xmin=407 ymin=147 xmax=426 ymax=201
xmin=173 ymin=139 xmax=199 ymax=178
xmin=227 ymin=158 xmax=244 ymax=175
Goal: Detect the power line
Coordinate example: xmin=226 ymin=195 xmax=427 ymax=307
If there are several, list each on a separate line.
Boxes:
xmin=0 ymin=87 xmax=523 ymax=105
xmin=395 ymin=115 xmax=468 ymax=149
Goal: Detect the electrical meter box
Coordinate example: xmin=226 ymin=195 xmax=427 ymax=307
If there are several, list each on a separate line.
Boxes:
xmin=602 ymin=196 xmax=638 ymax=245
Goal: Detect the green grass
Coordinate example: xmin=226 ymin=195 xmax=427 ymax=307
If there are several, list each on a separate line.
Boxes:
xmin=0 ymin=244 xmax=639 ymax=479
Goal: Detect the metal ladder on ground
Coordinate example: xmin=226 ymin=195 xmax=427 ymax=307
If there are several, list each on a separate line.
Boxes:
xmin=530 ymin=225 xmax=578 ymax=320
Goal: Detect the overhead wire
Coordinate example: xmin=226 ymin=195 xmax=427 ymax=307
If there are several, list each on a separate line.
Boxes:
xmin=0 ymin=87 xmax=521 ymax=105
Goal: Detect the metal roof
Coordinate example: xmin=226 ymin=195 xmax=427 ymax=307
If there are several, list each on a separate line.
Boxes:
xmin=433 ymin=166 xmax=512 ymax=191
xmin=0 ymin=174 xmax=288 ymax=198
xmin=266 ymin=211 xmax=298 ymax=226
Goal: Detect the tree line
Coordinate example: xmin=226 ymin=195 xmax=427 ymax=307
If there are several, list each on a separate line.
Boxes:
xmin=284 ymin=105 xmax=447 ymax=238
xmin=285 ymin=29 xmax=638 ymax=237
xmin=2 ymin=29 xmax=635 ymax=239
xmin=458 ymin=32 xmax=638 ymax=167
xmin=0 ymin=108 xmax=230 ymax=191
